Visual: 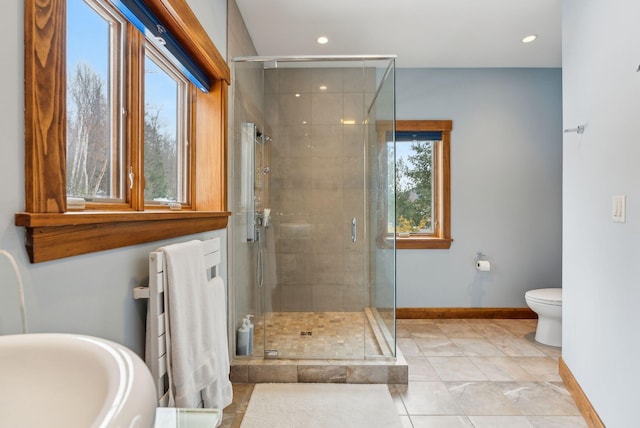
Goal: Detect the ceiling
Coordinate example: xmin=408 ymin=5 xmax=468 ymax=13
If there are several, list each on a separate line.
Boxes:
xmin=234 ymin=0 xmax=561 ymax=68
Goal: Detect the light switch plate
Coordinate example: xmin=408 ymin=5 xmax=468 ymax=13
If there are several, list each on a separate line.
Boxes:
xmin=612 ymin=194 xmax=626 ymax=223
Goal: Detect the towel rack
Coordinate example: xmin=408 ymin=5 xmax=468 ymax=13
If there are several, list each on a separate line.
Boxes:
xmin=133 ymin=237 xmax=222 ymax=408
xmin=133 ymin=238 xmax=221 ymax=301
xmin=563 ymin=125 xmax=585 ymax=134
xmin=132 ymin=287 xmax=150 ymax=299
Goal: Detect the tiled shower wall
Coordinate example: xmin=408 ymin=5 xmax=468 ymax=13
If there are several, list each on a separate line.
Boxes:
xmin=261 ymin=67 xmax=376 ymax=312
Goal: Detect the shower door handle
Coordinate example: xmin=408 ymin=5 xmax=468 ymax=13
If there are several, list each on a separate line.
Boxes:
xmin=351 ymin=218 xmax=357 ymax=243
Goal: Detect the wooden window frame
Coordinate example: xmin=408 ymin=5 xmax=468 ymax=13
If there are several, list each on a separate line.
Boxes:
xmin=18 ymin=0 xmax=230 ymax=263
xmin=380 ymin=120 xmax=453 ymax=250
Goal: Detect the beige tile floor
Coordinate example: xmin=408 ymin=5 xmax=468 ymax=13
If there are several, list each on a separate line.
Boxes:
xmin=221 ymin=319 xmax=587 ymax=428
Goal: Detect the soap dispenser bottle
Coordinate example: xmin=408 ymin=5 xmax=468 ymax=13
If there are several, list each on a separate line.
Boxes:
xmin=236 ymin=318 xmax=250 ymax=356
xmin=246 ymin=314 xmax=255 ymax=355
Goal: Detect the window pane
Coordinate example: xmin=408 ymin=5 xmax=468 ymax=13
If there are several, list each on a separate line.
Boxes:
xmin=144 ymin=49 xmax=188 ymax=204
xmin=395 ymin=140 xmax=435 ymax=233
xmin=66 ymin=0 xmax=123 ymax=201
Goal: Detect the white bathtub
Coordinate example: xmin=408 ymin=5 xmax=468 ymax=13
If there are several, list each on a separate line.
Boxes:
xmin=0 ymin=333 xmax=157 ymax=428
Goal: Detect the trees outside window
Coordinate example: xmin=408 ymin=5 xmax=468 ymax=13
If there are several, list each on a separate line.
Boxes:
xmin=396 ymin=139 xmax=434 ymax=233
xmin=143 ymin=47 xmax=188 ymax=204
xmin=20 ymin=0 xmax=230 ymax=262
xmin=67 ymin=63 xmax=109 ymax=198
xmin=66 ymin=0 xmax=190 ymax=206
xmin=384 ymin=120 xmax=453 ymax=250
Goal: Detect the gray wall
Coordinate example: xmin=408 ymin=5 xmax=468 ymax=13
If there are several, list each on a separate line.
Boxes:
xmin=395 ymin=68 xmax=563 ymax=308
xmin=186 ymin=0 xmax=227 ymax=58
xmin=0 ymin=0 xmax=228 ymax=357
xmin=562 ymin=0 xmax=640 ymax=425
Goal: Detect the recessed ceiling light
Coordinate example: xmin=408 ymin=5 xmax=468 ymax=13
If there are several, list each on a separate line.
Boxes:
xmin=295 ymin=93 xmax=301 ymax=97
xmin=317 ymin=36 xmax=329 ymax=45
xmin=521 ymin=34 xmax=537 ymax=44
xmin=319 ymin=85 xmax=327 ymax=91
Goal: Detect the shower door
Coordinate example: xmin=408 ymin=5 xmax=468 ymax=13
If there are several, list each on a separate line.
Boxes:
xmin=258 ymin=62 xmax=368 ymax=360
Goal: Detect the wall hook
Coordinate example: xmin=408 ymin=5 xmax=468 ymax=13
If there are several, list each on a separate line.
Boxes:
xmin=564 ymin=125 xmax=585 ymax=134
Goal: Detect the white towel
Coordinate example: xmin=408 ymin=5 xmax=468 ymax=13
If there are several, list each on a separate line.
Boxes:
xmin=202 ymin=276 xmax=233 ymax=416
xmin=160 ymin=240 xmax=218 ymax=408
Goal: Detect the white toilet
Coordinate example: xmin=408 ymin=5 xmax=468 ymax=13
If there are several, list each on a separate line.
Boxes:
xmin=525 ymin=288 xmax=562 ymax=347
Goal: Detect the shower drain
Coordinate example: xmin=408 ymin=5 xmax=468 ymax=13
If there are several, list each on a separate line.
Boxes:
xmin=264 ymin=349 xmax=278 ymax=359
xmin=300 ymin=331 xmax=312 ymax=336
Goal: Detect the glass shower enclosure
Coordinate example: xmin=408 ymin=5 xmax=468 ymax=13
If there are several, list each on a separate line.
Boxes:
xmin=231 ymin=56 xmax=396 ymax=361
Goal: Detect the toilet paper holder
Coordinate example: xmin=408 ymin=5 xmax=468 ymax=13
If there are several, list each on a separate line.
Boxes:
xmin=474 ymin=252 xmax=491 ymax=272
xmin=474 ymin=252 xmax=487 ymax=262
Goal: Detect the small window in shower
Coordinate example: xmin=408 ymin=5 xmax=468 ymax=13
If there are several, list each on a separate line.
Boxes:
xmin=388 ymin=120 xmax=453 ymax=249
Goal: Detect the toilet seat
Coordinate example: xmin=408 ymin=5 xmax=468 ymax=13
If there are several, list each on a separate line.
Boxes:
xmin=525 ymin=288 xmax=562 ymax=306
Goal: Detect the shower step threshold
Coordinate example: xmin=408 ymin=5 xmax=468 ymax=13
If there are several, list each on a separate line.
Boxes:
xmin=230 ymin=350 xmax=408 ymax=384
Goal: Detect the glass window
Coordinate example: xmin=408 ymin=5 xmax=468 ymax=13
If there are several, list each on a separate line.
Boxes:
xmin=66 ymin=0 xmax=124 ymax=201
xmin=66 ymin=0 xmax=194 ymax=208
xmin=395 ymin=138 xmax=435 ymax=234
xmin=144 ymin=46 xmax=189 ymax=204
xmin=21 ymin=0 xmax=231 ymax=262
xmin=384 ymin=120 xmax=453 ymax=250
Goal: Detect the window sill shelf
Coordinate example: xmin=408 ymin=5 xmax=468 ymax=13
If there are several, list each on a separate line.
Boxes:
xmin=395 ymin=236 xmax=453 ymax=250
xmin=15 ymin=210 xmax=230 ymax=263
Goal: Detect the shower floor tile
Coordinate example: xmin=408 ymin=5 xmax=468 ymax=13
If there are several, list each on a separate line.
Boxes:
xmin=252 ymin=311 xmax=381 ymax=360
